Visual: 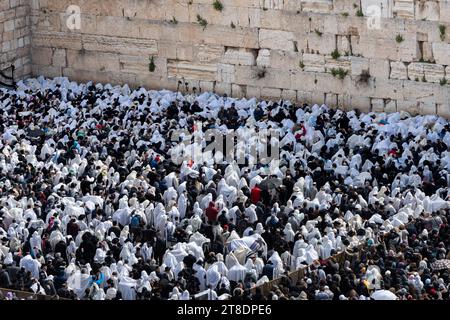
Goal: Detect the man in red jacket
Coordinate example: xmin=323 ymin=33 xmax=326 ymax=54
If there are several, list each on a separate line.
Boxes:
xmin=205 ymin=201 xmax=219 ymax=223
xmin=251 ymin=184 xmax=262 ymax=204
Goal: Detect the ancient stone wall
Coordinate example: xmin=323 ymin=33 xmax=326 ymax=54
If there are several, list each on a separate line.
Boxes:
xmin=18 ymin=1 xmax=450 ymax=116
xmin=0 ymin=0 xmax=31 ymax=80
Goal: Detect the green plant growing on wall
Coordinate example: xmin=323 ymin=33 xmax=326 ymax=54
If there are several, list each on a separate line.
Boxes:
xmin=395 ymin=34 xmax=404 ymax=43
xmin=149 ymin=56 xmax=156 ymax=72
xmin=422 ymin=75 xmax=427 ymax=82
xmin=342 ymin=12 xmax=349 ymax=17
xmin=230 ymin=22 xmax=236 ymax=29
xmin=314 ymin=29 xmax=323 ymax=37
xmin=197 ymin=15 xmax=208 ymax=30
xmin=331 ymin=68 xmax=348 ymax=79
xmin=440 ymin=78 xmax=448 ymax=86
xmin=415 ymin=77 xmax=419 ymax=82
xmin=213 ymin=0 xmax=223 ymax=11
xmin=439 ymin=24 xmax=446 ymax=41
xmin=299 ymin=61 xmax=305 ymax=70
xmin=356 ymin=9 xmax=364 ymax=17
xmin=331 ymin=49 xmax=341 ymax=60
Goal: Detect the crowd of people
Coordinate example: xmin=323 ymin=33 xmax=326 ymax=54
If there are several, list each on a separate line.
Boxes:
xmin=0 ymin=76 xmax=449 ymax=300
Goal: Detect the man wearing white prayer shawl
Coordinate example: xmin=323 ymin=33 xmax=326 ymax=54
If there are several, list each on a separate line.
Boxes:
xmin=193 ymin=262 xmax=207 ymax=291
xmin=19 ymin=254 xmax=41 ymax=279
xmin=206 ymin=266 xmax=221 ymax=289
xmin=227 ymin=263 xmax=247 ymax=282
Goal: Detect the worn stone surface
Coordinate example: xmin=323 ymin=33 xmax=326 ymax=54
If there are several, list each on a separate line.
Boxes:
xmin=1 ymin=0 xmax=448 ymax=118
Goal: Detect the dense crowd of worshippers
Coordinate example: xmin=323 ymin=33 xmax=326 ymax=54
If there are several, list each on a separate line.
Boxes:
xmin=0 ymin=77 xmax=449 ymax=300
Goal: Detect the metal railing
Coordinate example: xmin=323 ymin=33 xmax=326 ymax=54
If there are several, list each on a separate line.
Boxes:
xmin=0 ymin=287 xmax=65 ymax=300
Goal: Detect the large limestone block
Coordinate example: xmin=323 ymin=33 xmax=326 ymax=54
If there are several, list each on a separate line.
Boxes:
xmin=302 ymin=53 xmax=325 ymax=72
xmin=214 ymin=82 xmax=232 ymax=96
xmin=307 ymin=33 xmax=336 ymax=55
xmin=256 ymin=49 xmax=271 ymax=67
xmin=419 ymin=100 xmax=437 ymax=115
xmin=66 ymin=50 xmax=120 ymax=72
xmin=401 ymin=81 xmax=436 ymax=101
xmin=282 ymin=89 xmax=297 ymax=101
xmin=94 ymin=16 xmax=141 ymax=38
xmin=432 ymin=43 xmax=450 ymax=65
xmin=348 ymin=96 xmax=372 ymax=113
xmin=325 ymin=92 xmax=338 ymax=108
xmin=370 ymin=59 xmax=390 ymax=79
xmin=261 ymin=87 xmax=282 ymax=99
xmin=440 ymin=0 xmax=450 ymax=23
xmin=397 ymin=99 xmax=420 ymax=114
xmin=437 ymin=103 xmax=450 ymax=119
xmin=137 ymin=21 xmax=162 ymax=40
xmin=194 ymin=44 xmax=224 ymax=63
xmin=301 ymin=0 xmax=333 ymax=13
xmin=408 ymin=62 xmax=445 ymax=83
xmin=63 ymin=68 xmax=138 ymax=88
xmin=371 ymin=98 xmax=385 ymax=112
xmin=314 ymin=72 xmax=346 ymax=93
xmin=35 ymin=64 xmax=62 ymax=78
xmin=217 ymin=63 xmax=236 ymax=83
xmin=201 ymin=25 xmax=259 ymax=49
xmin=199 ymin=81 xmax=215 ymax=93
xmin=189 ymin=3 xmax=251 ymax=28
xmin=393 ymin=0 xmax=415 ymax=19
xmin=290 ymin=70 xmax=318 ymax=92
xmin=259 ymin=8 xmax=285 ymax=30
xmin=52 ymin=49 xmax=66 ymax=67
xmin=33 ymin=12 xmax=61 ymax=33
xmin=357 ymin=36 xmax=419 ymax=61
xmin=246 ymin=85 xmax=261 ymax=99
xmin=332 ymin=0 xmax=361 ymax=14
xmin=259 ymin=29 xmax=295 ymax=51
xmin=373 ymin=78 xmax=404 ymax=100
xmin=291 ymin=71 xmax=321 ymax=92
xmin=222 ymin=47 xmax=256 ymax=66
xmin=350 ymin=56 xmax=370 ymax=76
xmin=337 ymin=35 xmax=351 ymax=55
xmin=82 ymin=35 xmax=158 ymax=56
xmin=118 ymin=55 xmax=166 ymax=75
xmin=385 ymin=99 xmax=398 ymax=113
xmin=325 ymin=56 xmax=351 ymax=71
xmin=269 ymin=50 xmax=301 ymax=69
xmin=280 ymin=12 xmax=310 ymax=33
xmin=33 ymin=31 xmax=83 ymax=50
xmin=415 ymin=0 xmax=440 ymax=21
xmin=232 ymin=84 xmax=246 ymax=98
xmin=389 ymin=61 xmax=408 ymax=80
xmin=32 ymin=46 xmax=53 ymax=65
xmin=167 ymin=60 xmax=217 ymax=81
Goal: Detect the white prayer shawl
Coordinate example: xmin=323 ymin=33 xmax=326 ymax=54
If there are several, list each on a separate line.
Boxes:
xmin=118 ymin=276 xmax=137 ymax=300
xmin=227 ymin=264 xmax=247 ymax=282
xmin=193 ymin=264 xmax=207 ymax=291
xmin=19 ymin=254 xmax=41 ymax=278
xmin=206 ymin=266 xmax=221 ymax=289
xmin=283 ymin=223 xmax=295 ymax=243
xmin=268 ymin=252 xmax=284 ymax=279
xmin=177 ymin=193 xmax=187 ymax=219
